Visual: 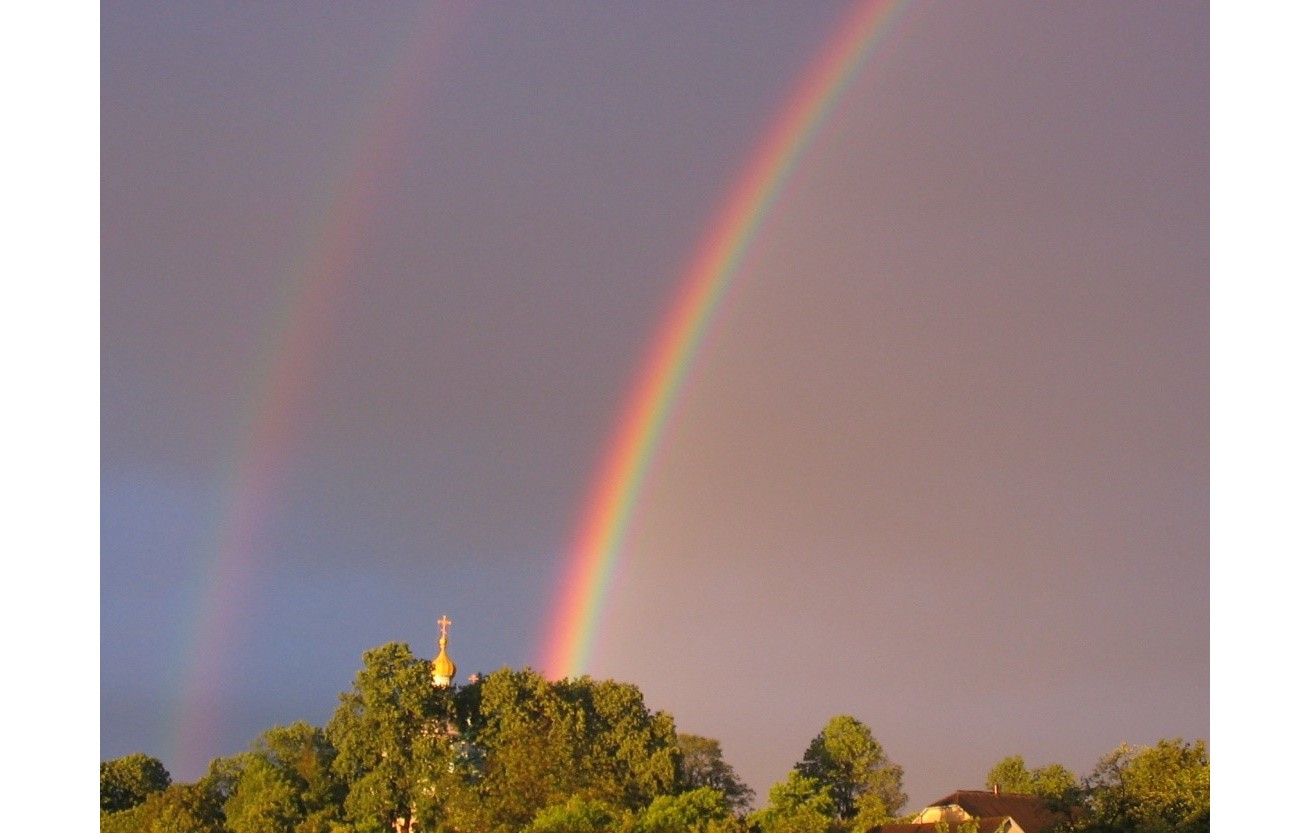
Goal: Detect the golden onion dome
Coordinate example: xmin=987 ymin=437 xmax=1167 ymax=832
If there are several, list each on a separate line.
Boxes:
xmin=432 ymin=638 xmax=456 ymax=677
xmin=431 ymin=615 xmax=457 ymax=686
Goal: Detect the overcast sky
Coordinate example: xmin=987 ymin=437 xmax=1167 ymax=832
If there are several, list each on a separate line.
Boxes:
xmin=100 ymin=0 xmax=1208 ymax=810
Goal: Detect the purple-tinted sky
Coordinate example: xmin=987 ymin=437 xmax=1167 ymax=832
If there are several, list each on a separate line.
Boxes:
xmin=101 ymin=0 xmax=1207 ymax=810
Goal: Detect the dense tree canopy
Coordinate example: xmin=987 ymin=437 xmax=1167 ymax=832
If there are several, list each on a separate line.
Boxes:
xmin=794 ymin=715 xmax=905 ymax=828
xmin=101 ymin=642 xmax=1206 ymax=833
xmin=326 ymin=642 xmax=455 ymax=833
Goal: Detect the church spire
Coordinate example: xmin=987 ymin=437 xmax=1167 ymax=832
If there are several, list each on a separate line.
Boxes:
xmin=431 ymin=615 xmax=457 ymax=687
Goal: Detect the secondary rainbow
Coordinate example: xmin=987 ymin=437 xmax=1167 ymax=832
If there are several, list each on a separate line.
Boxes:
xmin=170 ymin=5 xmax=465 ymax=777
xmin=540 ymin=0 xmax=913 ymax=679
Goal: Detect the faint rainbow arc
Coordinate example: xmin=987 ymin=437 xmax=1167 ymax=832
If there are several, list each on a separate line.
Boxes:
xmin=170 ymin=5 xmax=464 ymax=776
xmin=540 ymin=0 xmax=912 ymax=680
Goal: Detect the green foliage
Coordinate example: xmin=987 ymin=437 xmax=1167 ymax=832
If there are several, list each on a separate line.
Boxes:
xmin=985 ymin=755 xmax=1033 ymax=794
xmin=1031 ymin=763 xmax=1079 ymax=804
xmin=326 ymin=642 xmax=457 ymax=833
xmin=464 ymin=667 xmax=591 ymax=831
xmin=526 ymin=796 xmax=625 ymax=833
xmin=455 ymin=669 xmax=681 ymax=832
xmin=100 ymin=639 xmax=1208 ymax=833
xmin=216 ymin=722 xmax=348 ymax=833
xmin=101 ymin=752 xmax=172 ymax=812
xmin=677 ymin=734 xmax=756 ymax=812
xmin=794 ymin=715 xmax=905 ymax=826
xmin=985 ymin=754 xmax=1077 ymax=802
xmin=224 ymin=757 xmax=302 ymax=833
xmin=632 ymin=786 xmax=734 ymax=833
xmin=101 ymin=782 xmax=224 ymax=833
xmin=749 ymin=771 xmax=836 ymax=833
xmin=559 ymin=676 xmax=680 ymax=807
xmin=1077 ymin=738 xmax=1208 ymax=833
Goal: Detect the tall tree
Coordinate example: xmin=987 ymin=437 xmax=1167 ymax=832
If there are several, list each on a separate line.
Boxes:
xmin=795 ymin=715 xmax=905 ymax=827
xmin=326 ymin=642 xmax=457 ymax=833
xmin=677 ymin=734 xmax=756 ymax=812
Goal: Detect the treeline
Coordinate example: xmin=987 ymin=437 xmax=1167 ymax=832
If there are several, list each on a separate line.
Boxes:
xmin=101 ymin=641 xmax=1208 ymax=833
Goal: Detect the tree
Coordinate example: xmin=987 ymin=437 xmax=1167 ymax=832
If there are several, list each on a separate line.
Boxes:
xmin=526 ymin=796 xmax=625 ymax=833
xmin=101 ymin=752 xmax=172 ymax=813
xmin=677 ymin=734 xmax=756 ymax=813
xmin=224 ymin=757 xmax=303 ymax=833
xmin=1030 ymin=763 xmax=1078 ymax=804
xmin=984 ymin=755 xmax=1077 ymax=802
xmin=795 ymin=715 xmax=905 ymax=827
xmin=985 ymin=755 xmax=1033 ymax=794
xmin=212 ymin=722 xmax=347 ymax=833
xmin=749 ymin=771 xmax=836 ymax=833
xmin=460 ymin=670 xmax=681 ymax=832
xmin=1077 ymin=739 xmax=1208 ymax=833
xmin=326 ymin=642 xmax=457 ymax=833
xmin=559 ymin=676 xmax=680 ymax=808
xmin=632 ymin=786 xmax=737 ymax=833
xmin=101 ymin=782 xmax=225 ymax=833
xmin=461 ymin=667 xmax=591 ymax=831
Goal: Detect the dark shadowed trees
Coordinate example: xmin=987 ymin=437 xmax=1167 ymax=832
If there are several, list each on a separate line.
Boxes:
xmin=677 ymin=734 xmax=756 ymax=812
xmin=101 ymin=752 xmax=172 ymax=813
xmin=100 ymin=782 xmax=225 ymax=833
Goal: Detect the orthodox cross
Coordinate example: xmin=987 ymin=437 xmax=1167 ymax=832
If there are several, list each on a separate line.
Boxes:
xmin=438 ymin=615 xmax=452 ymax=640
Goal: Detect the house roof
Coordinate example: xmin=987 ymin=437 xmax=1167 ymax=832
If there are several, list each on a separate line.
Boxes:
xmin=873 ymin=817 xmax=1015 ymax=833
xmin=923 ymin=791 xmax=1064 ymax=833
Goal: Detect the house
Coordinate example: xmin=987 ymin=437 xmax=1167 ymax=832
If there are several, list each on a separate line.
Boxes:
xmin=868 ymin=789 xmax=1067 ymax=833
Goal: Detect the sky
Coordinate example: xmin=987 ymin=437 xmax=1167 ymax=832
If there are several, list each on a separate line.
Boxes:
xmin=99 ymin=0 xmax=1210 ymax=812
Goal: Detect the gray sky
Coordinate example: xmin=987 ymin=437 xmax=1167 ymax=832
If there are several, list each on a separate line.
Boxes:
xmin=99 ymin=0 xmax=1207 ymax=810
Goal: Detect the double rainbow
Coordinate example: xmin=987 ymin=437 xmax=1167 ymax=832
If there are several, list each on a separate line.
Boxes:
xmin=540 ymin=0 xmax=912 ymax=679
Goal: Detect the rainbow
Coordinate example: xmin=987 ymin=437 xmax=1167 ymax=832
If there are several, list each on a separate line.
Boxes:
xmin=540 ymin=0 xmax=912 ymax=680
xmin=170 ymin=4 xmax=465 ymax=777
